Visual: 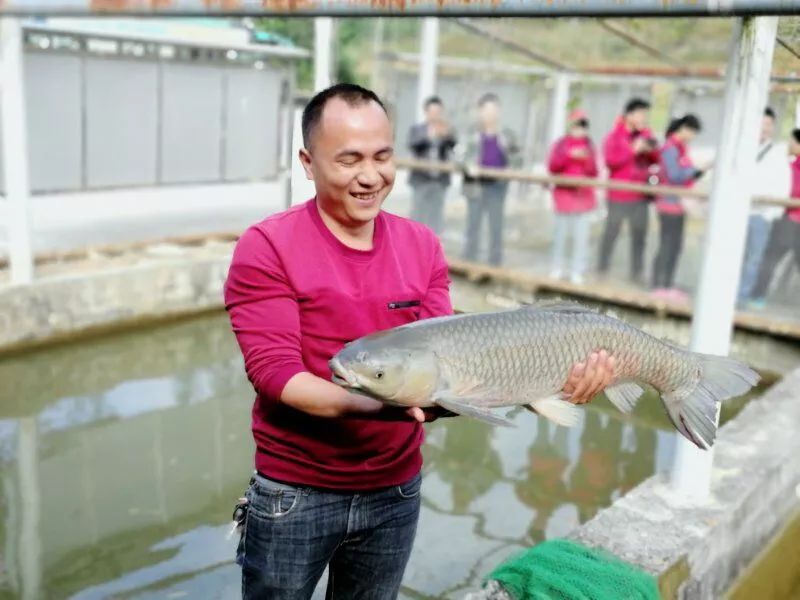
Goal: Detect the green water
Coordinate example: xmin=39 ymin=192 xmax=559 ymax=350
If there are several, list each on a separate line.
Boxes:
xmin=0 ymin=294 xmax=782 ymax=599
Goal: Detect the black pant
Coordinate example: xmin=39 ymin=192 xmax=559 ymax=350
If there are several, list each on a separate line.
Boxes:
xmin=597 ymin=201 xmax=650 ymax=281
xmin=750 ymin=216 xmax=800 ymax=299
xmin=651 ymin=213 xmax=685 ymax=289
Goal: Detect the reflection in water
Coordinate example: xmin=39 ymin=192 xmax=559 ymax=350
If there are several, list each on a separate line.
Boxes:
xmin=0 ymin=311 xmax=760 ymax=599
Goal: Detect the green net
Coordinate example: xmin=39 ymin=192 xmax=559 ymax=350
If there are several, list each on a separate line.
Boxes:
xmin=486 ymin=538 xmax=660 ymax=600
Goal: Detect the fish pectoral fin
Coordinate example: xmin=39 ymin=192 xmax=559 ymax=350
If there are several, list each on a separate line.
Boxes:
xmin=528 ymin=395 xmax=583 ymax=427
xmin=604 ymin=381 xmax=645 ymax=414
xmin=434 ymin=397 xmax=514 ymax=427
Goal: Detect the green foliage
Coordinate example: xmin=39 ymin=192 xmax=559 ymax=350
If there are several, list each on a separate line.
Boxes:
xmin=252 ymin=18 xmax=371 ymax=90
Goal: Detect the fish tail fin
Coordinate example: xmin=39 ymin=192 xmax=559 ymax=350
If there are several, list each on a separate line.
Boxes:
xmin=528 ymin=395 xmax=583 ymax=427
xmin=663 ymin=354 xmax=760 ymax=450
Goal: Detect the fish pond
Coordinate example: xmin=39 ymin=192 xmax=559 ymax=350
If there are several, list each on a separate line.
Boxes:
xmin=0 ymin=278 xmax=795 ymax=599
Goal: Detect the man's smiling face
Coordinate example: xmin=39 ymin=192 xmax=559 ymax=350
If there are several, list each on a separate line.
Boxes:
xmin=300 ymin=97 xmax=396 ymax=226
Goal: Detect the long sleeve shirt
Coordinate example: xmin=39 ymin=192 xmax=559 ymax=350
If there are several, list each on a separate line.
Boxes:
xmin=603 ymin=117 xmax=660 ymax=203
xmin=547 ymin=135 xmax=599 ymax=213
xmin=656 ymin=136 xmax=699 ymax=215
xmin=224 ymin=199 xmax=453 ymax=490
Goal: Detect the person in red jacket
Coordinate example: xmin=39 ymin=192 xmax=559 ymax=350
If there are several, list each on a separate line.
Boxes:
xmin=749 ymin=127 xmax=800 ymax=307
xmin=223 ymin=83 xmax=616 ymax=599
xmin=651 ymin=114 xmax=705 ymax=302
xmin=547 ymin=109 xmax=599 ymax=284
xmin=597 ymin=98 xmax=660 ymax=284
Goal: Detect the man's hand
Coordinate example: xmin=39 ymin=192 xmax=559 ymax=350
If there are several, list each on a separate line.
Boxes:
xmin=406 ymin=406 xmax=457 ymax=423
xmin=563 ymin=350 xmax=616 ymax=405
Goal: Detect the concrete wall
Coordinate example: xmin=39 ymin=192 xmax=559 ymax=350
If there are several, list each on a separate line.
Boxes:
xmin=569 ymin=367 xmax=800 ymax=599
xmin=0 ymin=253 xmax=231 ymax=353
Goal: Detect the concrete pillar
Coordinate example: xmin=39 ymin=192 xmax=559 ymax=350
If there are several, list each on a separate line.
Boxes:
xmin=417 ymin=17 xmax=439 ymax=121
xmin=314 ymin=17 xmax=334 ymax=92
xmin=1 ymin=18 xmax=33 ymax=284
xmin=670 ymin=17 xmax=778 ymax=501
xmin=547 ymin=73 xmax=571 ymax=147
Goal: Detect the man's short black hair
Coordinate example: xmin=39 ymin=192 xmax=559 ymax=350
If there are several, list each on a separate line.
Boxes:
xmin=624 ymin=98 xmax=651 ymax=114
xmin=478 ymin=93 xmax=500 ymax=107
xmin=424 ymin=96 xmax=443 ymax=109
xmin=301 ymin=83 xmax=387 ymax=147
xmin=764 ymin=106 xmax=776 ymax=120
xmin=791 ymin=128 xmax=800 ymax=144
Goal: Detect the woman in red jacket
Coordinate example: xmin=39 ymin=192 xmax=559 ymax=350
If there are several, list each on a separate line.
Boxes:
xmin=651 ymin=114 xmax=704 ymax=302
xmin=547 ymin=109 xmax=599 ymax=284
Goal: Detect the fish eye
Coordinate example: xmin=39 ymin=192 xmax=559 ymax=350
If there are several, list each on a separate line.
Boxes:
xmin=375 ymin=370 xmax=385 ymax=380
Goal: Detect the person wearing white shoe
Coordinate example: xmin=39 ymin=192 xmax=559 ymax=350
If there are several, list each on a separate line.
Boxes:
xmin=547 ymin=109 xmax=598 ymax=285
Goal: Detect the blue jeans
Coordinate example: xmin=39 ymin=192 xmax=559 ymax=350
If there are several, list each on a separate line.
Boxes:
xmin=551 ymin=212 xmax=592 ymax=278
xmin=738 ymin=215 xmax=771 ymax=302
xmin=410 ymin=180 xmax=448 ymax=236
xmin=463 ymin=180 xmax=509 ymax=266
xmin=237 ymin=472 xmax=422 ymax=599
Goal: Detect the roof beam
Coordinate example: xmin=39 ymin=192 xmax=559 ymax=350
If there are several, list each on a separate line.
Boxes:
xmin=0 ymin=1 xmax=799 ymax=17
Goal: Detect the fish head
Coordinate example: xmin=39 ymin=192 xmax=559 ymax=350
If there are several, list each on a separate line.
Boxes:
xmin=329 ymin=336 xmax=439 ymax=405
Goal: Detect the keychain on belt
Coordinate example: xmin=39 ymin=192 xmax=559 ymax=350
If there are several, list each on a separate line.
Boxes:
xmin=227 ymin=475 xmax=255 ymax=539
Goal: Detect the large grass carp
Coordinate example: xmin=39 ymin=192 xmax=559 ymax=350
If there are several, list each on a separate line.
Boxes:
xmin=329 ymin=304 xmax=759 ymax=449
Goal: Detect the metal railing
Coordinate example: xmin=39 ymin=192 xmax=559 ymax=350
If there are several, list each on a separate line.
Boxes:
xmin=395 ymin=157 xmax=800 ymax=209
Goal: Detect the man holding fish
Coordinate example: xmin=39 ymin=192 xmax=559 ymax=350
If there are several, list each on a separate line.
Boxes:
xmin=224 ymin=84 xmax=755 ymax=600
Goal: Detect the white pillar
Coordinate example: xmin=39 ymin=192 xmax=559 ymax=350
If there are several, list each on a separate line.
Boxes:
xmin=670 ymin=17 xmax=778 ymax=500
xmin=417 ymin=17 xmax=439 ymax=121
xmin=1 ymin=18 xmax=33 ymax=285
xmin=314 ymin=17 xmax=334 ymax=92
xmin=547 ymin=73 xmax=571 ymax=147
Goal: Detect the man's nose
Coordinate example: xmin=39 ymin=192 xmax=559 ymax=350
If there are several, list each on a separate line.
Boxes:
xmin=356 ymin=161 xmax=381 ymax=187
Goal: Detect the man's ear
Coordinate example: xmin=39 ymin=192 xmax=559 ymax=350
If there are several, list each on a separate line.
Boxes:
xmin=298 ymin=148 xmax=314 ymax=181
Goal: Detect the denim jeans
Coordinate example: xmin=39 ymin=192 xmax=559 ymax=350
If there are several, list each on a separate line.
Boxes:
xmin=551 ymin=212 xmax=592 ymax=278
xmin=410 ymin=180 xmax=448 ymax=236
xmin=651 ymin=213 xmax=685 ymax=289
xmin=237 ymin=472 xmax=422 ymax=600
xmin=738 ymin=215 xmax=772 ymax=302
xmin=597 ymin=201 xmax=650 ymax=281
xmin=750 ymin=216 xmax=800 ymax=300
xmin=463 ymin=180 xmax=509 ymax=266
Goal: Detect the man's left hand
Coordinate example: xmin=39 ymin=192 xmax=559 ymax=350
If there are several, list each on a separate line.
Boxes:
xmin=563 ymin=349 xmax=616 ymax=405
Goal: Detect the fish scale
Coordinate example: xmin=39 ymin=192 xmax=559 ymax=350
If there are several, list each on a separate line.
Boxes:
xmin=331 ymin=304 xmax=760 ymax=449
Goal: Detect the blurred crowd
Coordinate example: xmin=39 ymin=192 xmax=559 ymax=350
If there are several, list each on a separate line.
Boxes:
xmin=407 ymin=95 xmax=800 ymax=308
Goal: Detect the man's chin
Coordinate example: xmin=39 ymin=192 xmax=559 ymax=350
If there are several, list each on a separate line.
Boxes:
xmin=346 ymin=194 xmax=385 ymax=221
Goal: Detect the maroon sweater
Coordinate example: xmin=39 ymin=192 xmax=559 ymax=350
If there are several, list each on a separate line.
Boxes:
xmin=224 ymin=199 xmax=453 ymax=490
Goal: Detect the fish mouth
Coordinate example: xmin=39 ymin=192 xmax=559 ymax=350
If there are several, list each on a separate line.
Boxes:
xmin=329 ymin=357 xmax=358 ymax=388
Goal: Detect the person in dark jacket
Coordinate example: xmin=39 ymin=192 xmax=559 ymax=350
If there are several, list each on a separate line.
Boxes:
xmin=407 ymin=96 xmax=457 ymax=235
xmin=597 ymin=98 xmax=660 ymax=284
xmin=547 ymin=108 xmax=599 ymax=284
xmin=651 ymin=114 xmax=705 ymax=302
